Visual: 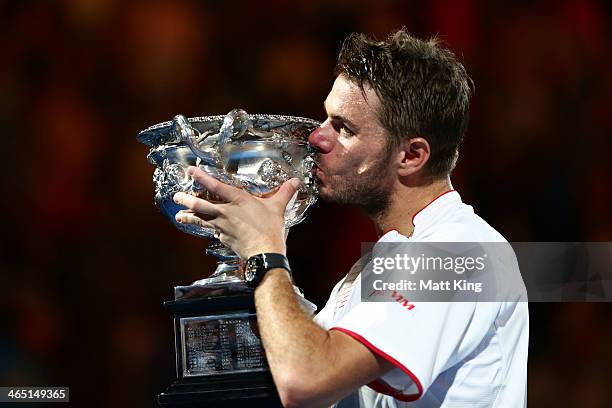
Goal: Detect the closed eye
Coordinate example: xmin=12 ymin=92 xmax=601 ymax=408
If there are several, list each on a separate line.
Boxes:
xmin=340 ymin=124 xmax=355 ymax=136
xmin=330 ymin=118 xmax=355 ymax=136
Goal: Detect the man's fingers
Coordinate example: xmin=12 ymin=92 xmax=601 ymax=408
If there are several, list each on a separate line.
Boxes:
xmin=175 ymin=211 xmax=215 ymax=229
xmin=272 ymin=178 xmax=301 ymax=208
xmin=174 ymin=192 xmax=221 ymax=216
xmin=179 ymin=209 xmax=215 ymax=221
xmin=187 ymin=166 xmax=243 ymax=202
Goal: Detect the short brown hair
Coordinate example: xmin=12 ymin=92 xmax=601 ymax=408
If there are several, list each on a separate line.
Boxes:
xmin=335 ymin=29 xmax=474 ymax=178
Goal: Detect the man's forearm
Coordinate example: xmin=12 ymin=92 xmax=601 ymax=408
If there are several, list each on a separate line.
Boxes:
xmin=254 ymin=268 xmax=333 ymax=406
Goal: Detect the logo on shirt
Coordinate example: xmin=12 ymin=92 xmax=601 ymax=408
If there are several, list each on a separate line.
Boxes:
xmin=368 ymin=289 xmax=416 ymax=311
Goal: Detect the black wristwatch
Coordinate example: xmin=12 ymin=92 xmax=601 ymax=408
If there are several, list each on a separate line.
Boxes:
xmin=244 ymin=253 xmax=292 ymax=288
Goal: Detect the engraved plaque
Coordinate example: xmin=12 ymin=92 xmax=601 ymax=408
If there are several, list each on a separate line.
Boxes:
xmin=180 ymin=312 xmax=267 ymax=377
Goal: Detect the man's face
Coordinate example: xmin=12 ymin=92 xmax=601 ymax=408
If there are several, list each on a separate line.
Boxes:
xmin=308 ymin=75 xmax=395 ymax=215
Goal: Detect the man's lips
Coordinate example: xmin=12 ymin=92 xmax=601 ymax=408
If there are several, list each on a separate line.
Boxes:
xmin=314 ymin=167 xmax=326 ymax=185
xmin=311 ymin=158 xmax=320 ymax=172
xmin=310 ymin=162 xmax=324 ymax=181
xmin=312 ymin=155 xmax=326 ymax=181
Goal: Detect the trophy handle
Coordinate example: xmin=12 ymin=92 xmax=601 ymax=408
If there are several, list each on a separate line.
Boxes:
xmin=172 ymin=115 xmax=218 ymax=166
xmin=217 ymin=108 xmax=252 ymax=149
xmin=173 ymin=114 xmax=201 ymax=146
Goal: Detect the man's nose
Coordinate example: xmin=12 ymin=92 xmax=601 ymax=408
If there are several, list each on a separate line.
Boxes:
xmin=308 ymin=126 xmax=334 ymax=153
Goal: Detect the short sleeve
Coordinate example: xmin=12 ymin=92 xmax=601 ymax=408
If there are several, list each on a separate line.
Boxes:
xmin=313 ymin=279 xmax=343 ymax=330
xmin=330 ymin=299 xmax=499 ymax=401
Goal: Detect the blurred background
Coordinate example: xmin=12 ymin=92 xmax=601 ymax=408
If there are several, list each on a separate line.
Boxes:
xmin=1 ymin=0 xmax=611 ymax=406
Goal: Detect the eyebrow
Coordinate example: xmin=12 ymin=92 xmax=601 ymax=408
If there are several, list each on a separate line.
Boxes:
xmin=323 ymin=101 xmax=359 ymax=131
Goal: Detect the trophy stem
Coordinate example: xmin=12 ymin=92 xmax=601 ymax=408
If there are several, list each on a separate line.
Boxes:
xmin=199 ymin=241 xmax=244 ymax=283
xmin=209 ymin=259 xmax=243 ymax=279
xmin=206 ymin=241 xmax=240 ymax=260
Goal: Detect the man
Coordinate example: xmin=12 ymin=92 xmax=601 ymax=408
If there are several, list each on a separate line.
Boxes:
xmin=173 ymin=30 xmax=528 ymax=407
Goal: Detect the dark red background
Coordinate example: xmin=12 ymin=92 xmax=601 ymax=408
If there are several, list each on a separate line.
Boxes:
xmin=1 ymin=1 xmax=611 ymax=406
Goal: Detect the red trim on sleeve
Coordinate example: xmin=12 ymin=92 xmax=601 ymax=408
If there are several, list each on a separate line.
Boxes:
xmin=330 ymin=327 xmax=424 ymax=402
xmin=412 ymin=189 xmax=456 ymax=223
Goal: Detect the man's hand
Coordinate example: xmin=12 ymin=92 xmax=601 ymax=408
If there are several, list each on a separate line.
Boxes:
xmin=173 ymin=166 xmax=301 ymax=260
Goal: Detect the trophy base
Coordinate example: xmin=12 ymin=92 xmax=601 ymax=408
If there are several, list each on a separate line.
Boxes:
xmin=158 ymin=371 xmax=281 ymax=407
xmin=158 ymin=293 xmax=283 ymax=408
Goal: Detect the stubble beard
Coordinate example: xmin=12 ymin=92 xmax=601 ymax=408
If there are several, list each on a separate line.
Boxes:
xmin=318 ymin=155 xmax=394 ymax=218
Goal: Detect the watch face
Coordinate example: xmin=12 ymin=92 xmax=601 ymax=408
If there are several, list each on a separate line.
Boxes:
xmin=245 ymin=257 xmax=260 ymax=282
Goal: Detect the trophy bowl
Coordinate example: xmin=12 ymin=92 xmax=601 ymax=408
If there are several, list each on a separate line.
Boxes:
xmin=138 ymin=109 xmax=320 ymax=290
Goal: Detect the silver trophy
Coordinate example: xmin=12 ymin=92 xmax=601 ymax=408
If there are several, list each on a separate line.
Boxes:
xmin=138 ymin=109 xmax=320 ymax=406
xmin=138 ymin=108 xmax=319 ymax=293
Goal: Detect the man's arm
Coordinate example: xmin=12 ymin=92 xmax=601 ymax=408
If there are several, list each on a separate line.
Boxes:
xmin=173 ymin=166 xmax=393 ymax=407
xmin=255 ymin=268 xmax=393 ymax=408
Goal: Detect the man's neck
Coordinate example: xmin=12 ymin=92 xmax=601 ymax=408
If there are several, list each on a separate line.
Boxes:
xmin=371 ymin=177 xmax=453 ymax=238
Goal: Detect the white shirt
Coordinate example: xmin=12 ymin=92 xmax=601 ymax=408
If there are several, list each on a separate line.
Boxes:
xmin=314 ymin=191 xmax=529 ymax=407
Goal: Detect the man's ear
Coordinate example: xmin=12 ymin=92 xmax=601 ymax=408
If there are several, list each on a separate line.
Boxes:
xmin=396 ymin=137 xmax=430 ymax=177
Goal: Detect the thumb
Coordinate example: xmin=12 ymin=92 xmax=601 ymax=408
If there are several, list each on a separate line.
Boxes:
xmin=273 ymin=178 xmax=301 ymax=208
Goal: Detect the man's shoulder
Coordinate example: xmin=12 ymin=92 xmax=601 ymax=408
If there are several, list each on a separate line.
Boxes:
xmin=415 ymin=201 xmax=508 ymax=243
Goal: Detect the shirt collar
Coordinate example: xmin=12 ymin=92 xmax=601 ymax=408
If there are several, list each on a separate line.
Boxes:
xmin=376 ymin=190 xmax=461 ymax=242
xmin=413 ymin=189 xmax=461 ymax=229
